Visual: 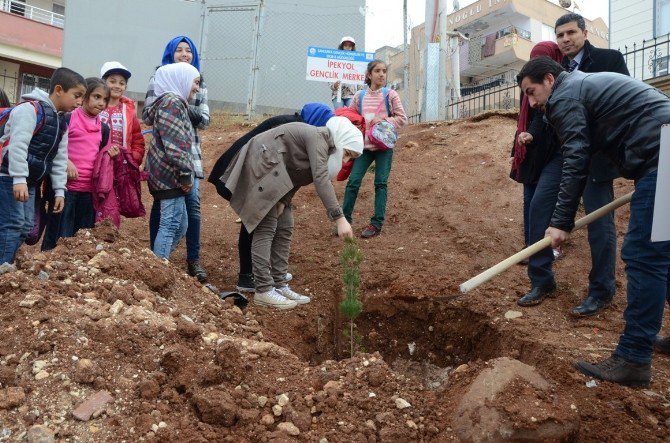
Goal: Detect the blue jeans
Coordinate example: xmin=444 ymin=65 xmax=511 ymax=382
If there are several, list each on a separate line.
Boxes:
xmin=527 ymin=154 xmax=562 ymax=289
xmin=343 ymin=149 xmax=394 ymax=228
xmin=42 ymin=190 xmax=95 ymax=251
xmin=523 ymin=183 xmax=537 ymax=246
xmin=332 ymin=98 xmax=352 ymax=109
xmin=0 ymin=176 xmax=36 ymax=264
xmin=150 ymin=179 xmax=200 ymax=262
xmin=615 ymin=172 xmax=670 ymax=364
xmin=152 ymin=196 xmax=188 ymax=260
xmin=583 ymin=178 xmax=617 ymax=300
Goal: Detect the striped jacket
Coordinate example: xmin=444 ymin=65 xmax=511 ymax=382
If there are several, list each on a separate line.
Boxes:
xmin=143 ymin=73 xmax=209 ymax=179
xmin=144 ymin=92 xmax=194 ymax=200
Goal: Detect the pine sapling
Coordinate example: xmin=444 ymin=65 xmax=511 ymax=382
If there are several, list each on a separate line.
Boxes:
xmin=339 ymin=237 xmax=363 ymax=357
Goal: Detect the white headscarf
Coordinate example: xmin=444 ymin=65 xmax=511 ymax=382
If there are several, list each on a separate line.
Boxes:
xmin=154 ymin=62 xmax=200 ymax=102
xmin=325 ymin=116 xmax=364 ymax=179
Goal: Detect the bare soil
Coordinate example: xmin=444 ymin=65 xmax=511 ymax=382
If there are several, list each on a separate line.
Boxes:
xmin=1 ymin=113 xmax=668 ymax=442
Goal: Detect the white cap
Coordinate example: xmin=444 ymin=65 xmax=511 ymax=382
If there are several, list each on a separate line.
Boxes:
xmin=100 ymin=61 xmax=131 ymax=79
xmin=340 ymin=36 xmax=356 ymax=45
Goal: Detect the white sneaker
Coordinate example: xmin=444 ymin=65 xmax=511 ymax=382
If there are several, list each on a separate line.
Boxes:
xmin=254 ymin=288 xmax=297 ymax=310
xmin=275 ymin=285 xmax=310 ymax=305
xmin=285 ymin=272 xmax=293 ymax=282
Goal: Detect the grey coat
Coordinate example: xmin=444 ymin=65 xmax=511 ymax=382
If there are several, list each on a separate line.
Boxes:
xmin=222 ymin=122 xmax=343 ymax=232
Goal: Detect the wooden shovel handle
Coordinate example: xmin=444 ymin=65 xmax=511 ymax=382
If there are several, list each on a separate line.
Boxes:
xmin=459 ymin=191 xmax=633 ymax=294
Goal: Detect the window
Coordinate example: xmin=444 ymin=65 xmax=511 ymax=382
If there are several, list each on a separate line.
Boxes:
xmin=656 ymin=0 xmax=670 ymax=36
xmin=541 ymin=24 xmax=555 ymax=42
xmin=10 ymin=0 xmax=26 ymax=16
xmin=20 ymin=73 xmax=50 ymax=97
xmin=51 ymin=3 xmax=64 ymax=27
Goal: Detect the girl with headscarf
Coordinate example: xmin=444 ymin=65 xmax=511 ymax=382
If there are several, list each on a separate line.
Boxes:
xmin=143 ymin=36 xmax=210 ymax=282
xmin=510 ymin=41 xmax=563 ymax=259
xmin=510 ymin=42 xmax=569 ymax=307
xmin=221 ymin=117 xmax=363 ymax=310
xmin=209 ymin=102 xmax=334 ymax=293
xmin=144 ymin=62 xmax=201 ymax=261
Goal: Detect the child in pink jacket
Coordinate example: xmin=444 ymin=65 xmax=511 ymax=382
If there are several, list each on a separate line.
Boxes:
xmin=42 ymin=78 xmax=112 ymax=251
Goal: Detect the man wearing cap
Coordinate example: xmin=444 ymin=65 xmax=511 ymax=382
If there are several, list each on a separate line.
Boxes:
xmin=99 ymin=61 xmax=145 ymax=166
xmin=330 ymin=36 xmax=361 ymax=109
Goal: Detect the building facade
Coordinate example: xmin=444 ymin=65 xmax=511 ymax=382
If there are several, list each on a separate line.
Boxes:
xmin=63 ymin=0 xmax=364 ymax=115
xmin=610 ymin=0 xmax=670 ymax=87
xmin=0 ymin=0 xmax=65 ymax=104
xmin=404 ymin=0 xmax=608 ymax=120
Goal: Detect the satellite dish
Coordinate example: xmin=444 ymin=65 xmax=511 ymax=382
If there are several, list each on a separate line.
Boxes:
xmin=559 ymin=0 xmax=572 ymax=8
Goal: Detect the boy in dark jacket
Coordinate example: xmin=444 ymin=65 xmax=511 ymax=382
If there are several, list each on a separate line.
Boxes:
xmin=0 ymin=67 xmax=85 ymax=264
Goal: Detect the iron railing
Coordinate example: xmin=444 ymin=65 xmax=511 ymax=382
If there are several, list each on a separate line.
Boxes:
xmin=446 ymin=83 xmax=518 ymax=121
xmin=621 ymin=33 xmax=670 ymax=81
xmin=0 ymin=0 xmax=64 ymax=28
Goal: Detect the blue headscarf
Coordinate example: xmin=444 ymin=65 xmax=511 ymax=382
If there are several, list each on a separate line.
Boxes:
xmin=161 ymin=36 xmax=201 ymax=71
xmin=300 ymin=103 xmax=334 ymax=127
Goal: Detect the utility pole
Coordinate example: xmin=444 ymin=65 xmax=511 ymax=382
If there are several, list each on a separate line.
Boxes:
xmin=423 ymin=0 xmax=446 ymax=121
xmin=403 ymin=0 xmax=409 ymax=96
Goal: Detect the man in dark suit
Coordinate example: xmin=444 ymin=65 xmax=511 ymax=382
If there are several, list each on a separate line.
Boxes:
xmin=556 ymin=13 xmax=629 ymax=317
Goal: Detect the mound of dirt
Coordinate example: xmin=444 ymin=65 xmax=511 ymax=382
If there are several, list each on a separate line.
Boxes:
xmin=0 ymin=113 xmax=668 ymax=442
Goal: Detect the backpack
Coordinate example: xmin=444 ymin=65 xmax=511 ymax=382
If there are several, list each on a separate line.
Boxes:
xmin=0 ymin=101 xmax=45 ymax=160
xmin=359 ymin=88 xmax=398 ymax=151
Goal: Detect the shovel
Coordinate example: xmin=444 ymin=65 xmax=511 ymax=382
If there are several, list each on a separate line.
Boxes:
xmin=441 ymin=191 xmax=633 ymax=301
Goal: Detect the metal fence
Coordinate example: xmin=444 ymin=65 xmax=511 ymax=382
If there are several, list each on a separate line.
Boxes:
xmin=0 ymin=69 xmax=19 ymax=104
xmin=446 ymin=83 xmax=519 ymax=121
xmin=621 ymin=33 xmax=670 ymax=82
xmin=0 ymin=0 xmax=65 ymax=28
xmin=200 ymin=1 xmax=364 ymax=117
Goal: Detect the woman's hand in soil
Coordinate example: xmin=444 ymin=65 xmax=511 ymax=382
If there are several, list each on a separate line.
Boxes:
xmin=336 ymin=217 xmax=353 ymax=239
xmin=545 ymin=227 xmax=569 ymax=248
xmin=517 ymin=132 xmax=533 ymax=145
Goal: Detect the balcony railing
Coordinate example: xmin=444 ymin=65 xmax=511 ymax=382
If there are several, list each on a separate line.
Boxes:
xmin=621 ymin=33 xmax=670 ymax=81
xmin=496 ymin=26 xmax=531 ymax=41
xmin=0 ymin=0 xmax=64 ymax=28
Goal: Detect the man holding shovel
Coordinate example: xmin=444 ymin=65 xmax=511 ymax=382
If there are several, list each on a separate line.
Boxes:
xmin=517 ymin=57 xmax=670 ymax=387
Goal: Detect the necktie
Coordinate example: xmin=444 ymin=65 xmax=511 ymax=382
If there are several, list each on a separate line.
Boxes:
xmin=567 ymin=59 xmax=579 ymax=72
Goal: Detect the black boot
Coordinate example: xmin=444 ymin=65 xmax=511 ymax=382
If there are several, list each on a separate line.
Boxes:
xmin=517 ymin=283 xmax=556 ymax=307
xmin=570 ymin=294 xmax=613 ymax=317
xmin=575 ymin=354 xmax=651 ymax=387
xmin=187 ymin=261 xmax=208 ymax=283
xmin=236 ymin=273 xmax=255 ymax=293
xmin=654 ymin=336 xmax=670 ymax=355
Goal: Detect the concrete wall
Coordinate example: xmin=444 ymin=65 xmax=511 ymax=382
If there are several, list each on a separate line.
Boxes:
xmin=610 ymin=0 xmax=653 ymax=52
xmin=63 ymin=0 xmax=203 ymax=101
xmin=63 ymin=0 xmax=364 ymax=112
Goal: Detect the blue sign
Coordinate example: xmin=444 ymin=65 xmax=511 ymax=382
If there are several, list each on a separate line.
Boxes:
xmin=307 ymin=46 xmax=375 ymax=62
